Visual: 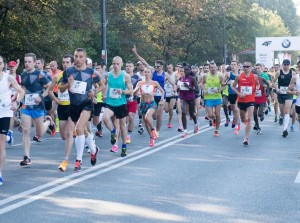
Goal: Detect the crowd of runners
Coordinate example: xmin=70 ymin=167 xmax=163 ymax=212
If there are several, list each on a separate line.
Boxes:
xmin=0 ymin=46 xmax=300 ymax=186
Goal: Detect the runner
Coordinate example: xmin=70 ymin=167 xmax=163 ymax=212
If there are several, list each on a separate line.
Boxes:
xmin=102 ymin=56 xmax=133 ymax=157
xmin=133 ymin=67 xmax=164 ymax=147
xmin=202 ymin=61 xmax=226 ymax=136
xmin=178 ymin=64 xmax=199 ymax=138
xmin=19 ymin=53 xmax=56 ymax=166
xmin=125 ymin=61 xmax=141 ymax=144
xmin=48 ymin=54 xmax=75 ymax=171
xmin=135 ymin=61 xmax=146 ymax=134
xmin=60 ymin=48 xmax=104 ymax=171
xmin=0 ymin=55 xmax=25 ymax=185
xmin=272 ymin=59 xmax=294 ymax=137
xmin=231 ymin=61 xmax=259 ymax=145
xmin=220 ymin=64 xmax=231 ymax=127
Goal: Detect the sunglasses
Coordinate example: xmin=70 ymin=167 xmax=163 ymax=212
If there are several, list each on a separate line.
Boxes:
xmin=154 ymin=65 xmax=161 ymax=68
xmin=243 ymin=66 xmax=250 ymax=68
xmin=283 ymin=64 xmax=290 ymax=66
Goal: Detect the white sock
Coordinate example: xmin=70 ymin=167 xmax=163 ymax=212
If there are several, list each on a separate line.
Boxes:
xmin=284 ymin=114 xmax=290 ymax=130
xmin=75 ymin=135 xmax=85 ymax=161
xmin=85 ymin=133 xmax=96 ymax=155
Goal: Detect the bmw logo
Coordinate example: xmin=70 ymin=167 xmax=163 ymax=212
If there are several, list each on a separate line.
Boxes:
xmin=282 ymin=39 xmax=291 ymax=48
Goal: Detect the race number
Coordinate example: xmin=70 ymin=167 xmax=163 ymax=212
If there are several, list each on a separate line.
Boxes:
xmin=240 ymin=86 xmax=252 ymax=95
xmin=70 ymin=81 xmax=87 ymax=95
xmin=255 ymin=89 xmax=262 ymax=97
xmin=207 ymin=87 xmax=219 ymax=94
xmin=178 ymin=81 xmax=189 ymax=91
xmin=58 ymin=91 xmax=70 ymax=101
xmin=109 ymin=88 xmax=121 ymax=99
xmin=280 ymin=86 xmax=288 ymax=94
xmin=25 ymin=94 xmax=39 ymax=105
xmin=154 ymin=87 xmax=162 ymax=96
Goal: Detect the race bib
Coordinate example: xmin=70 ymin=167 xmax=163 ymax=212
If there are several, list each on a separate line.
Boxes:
xmin=240 ymin=86 xmax=252 ymax=95
xmin=70 ymin=81 xmax=87 ymax=95
xmin=207 ymin=87 xmax=219 ymax=94
xmin=280 ymin=86 xmax=288 ymax=94
xmin=165 ymin=83 xmax=173 ymax=97
xmin=25 ymin=94 xmax=39 ymax=105
xmin=109 ymin=88 xmax=121 ymax=99
xmin=11 ymin=88 xmax=17 ymax=96
xmin=58 ymin=91 xmax=70 ymax=101
xmin=255 ymin=89 xmax=262 ymax=97
xmin=178 ymin=81 xmax=189 ymax=91
xmin=154 ymin=87 xmax=162 ymax=96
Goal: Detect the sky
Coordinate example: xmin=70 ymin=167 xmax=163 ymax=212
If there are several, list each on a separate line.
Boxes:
xmin=293 ymin=0 xmax=300 ymax=15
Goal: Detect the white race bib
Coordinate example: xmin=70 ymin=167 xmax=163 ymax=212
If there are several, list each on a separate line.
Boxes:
xmin=11 ymin=88 xmax=17 ymax=96
xmin=0 ymin=94 xmax=10 ymax=108
xmin=154 ymin=87 xmax=162 ymax=96
xmin=178 ymin=81 xmax=189 ymax=91
xmin=165 ymin=83 xmax=173 ymax=97
xmin=25 ymin=94 xmax=39 ymax=105
xmin=58 ymin=91 xmax=70 ymax=101
xmin=280 ymin=86 xmax=288 ymax=94
xmin=70 ymin=81 xmax=87 ymax=95
xmin=207 ymin=87 xmax=219 ymax=94
xmin=241 ymin=86 xmax=252 ymax=95
xmin=255 ymin=89 xmax=262 ymax=97
xmin=109 ymin=88 xmax=121 ymax=99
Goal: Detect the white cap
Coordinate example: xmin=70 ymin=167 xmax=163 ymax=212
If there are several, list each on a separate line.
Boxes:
xmin=87 ymin=58 xmax=92 ymax=65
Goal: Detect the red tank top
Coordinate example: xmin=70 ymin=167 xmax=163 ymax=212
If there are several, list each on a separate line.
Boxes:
xmin=238 ymin=72 xmax=255 ymax=103
xmin=255 ymin=77 xmax=266 ymax=104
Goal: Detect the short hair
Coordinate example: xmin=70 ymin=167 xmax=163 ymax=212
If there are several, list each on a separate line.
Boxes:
xmin=155 ymin=60 xmax=164 ymax=66
xmin=166 ymin=63 xmax=173 ymax=67
xmin=25 ymin=53 xmax=37 ymax=62
xmin=63 ymin=54 xmax=74 ymax=63
xmin=231 ymin=60 xmax=238 ymax=64
xmin=74 ymin=48 xmax=87 ymax=55
xmin=36 ymin=58 xmax=45 ymax=64
xmin=209 ymin=61 xmax=216 ymax=67
xmin=126 ymin=61 xmax=134 ymax=65
xmin=203 ymin=63 xmax=209 ymax=67
xmin=255 ymin=63 xmax=262 ymax=67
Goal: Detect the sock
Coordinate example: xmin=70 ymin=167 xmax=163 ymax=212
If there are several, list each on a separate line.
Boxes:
xmin=75 ymin=135 xmax=85 ymax=161
xmin=128 ymin=130 xmax=132 ymax=135
xmin=97 ymin=123 xmax=102 ymax=131
xmin=111 ymin=128 xmax=116 ymax=134
xmin=122 ymin=143 xmax=126 ymax=149
xmin=85 ymin=133 xmax=96 ymax=154
xmin=284 ymin=114 xmax=290 ymax=130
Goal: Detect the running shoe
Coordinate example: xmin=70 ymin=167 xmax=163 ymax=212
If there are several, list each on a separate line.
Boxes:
xmin=212 ymin=120 xmax=216 ymax=127
xmin=33 ymin=135 xmax=42 ymax=142
xmin=260 ymin=116 xmax=264 ymax=122
xmin=257 ymin=128 xmax=262 ymax=135
xmin=205 ymin=115 xmax=210 ymax=120
xmin=138 ymin=127 xmax=144 ymax=134
xmin=20 ymin=156 xmax=31 ymax=166
xmin=243 ymin=138 xmax=249 ymax=146
xmin=95 ymin=130 xmax=103 ymax=137
xmin=290 ymin=125 xmax=295 ymax=132
xmin=264 ymin=109 xmax=268 ymax=115
xmin=231 ymin=121 xmax=236 ymax=128
xmin=74 ymin=160 xmax=81 ymax=172
xmin=279 ymin=117 xmax=283 ymax=125
xmin=177 ymin=126 xmax=184 ymax=132
xmin=274 ymin=116 xmax=278 ymax=122
xmin=46 ymin=116 xmax=56 ymax=136
xmin=194 ymin=123 xmax=199 ymax=134
xmin=182 ymin=131 xmax=188 ymax=138
xmin=58 ymin=160 xmax=68 ymax=172
xmin=90 ymin=147 xmax=99 ymax=165
xmin=0 ymin=176 xmax=2 ymax=186
xmin=167 ymin=123 xmax=172 ymax=128
xmin=149 ymin=138 xmax=155 ymax=147
xmin=110 ymin=145 xmax=118 ymax=153
xmin=253 ymin=125 xmax=258 ymax=130
xmin=225 ymin=119 xmax=230 ymax=127
xmin=268 ymin=106 xmax=271 ymax=112
xmin=126 ymin=135 xmax=131 ymax=144
xmin=214 ymin=130 xmax=219 ymax=137
xmin=121 ymin=147 xmax=127 ymax=157
xmin=209 ymin=119 xmax=212 ymax=127
xmin=237 ymin=124 xmax=241 ymax=130
xmin=234 ymin=128 xmax=239 ymax=135
xmin=138 ymin=123 xmax=142 ymax=128
xmin=7 ymin=130 xmax=13 ymax=145
xmin=17 ymin=124 xmax=23 ymax=133
xmin=151 ymin=129 xmax=157 ymax=140
xmin=110 ymin=131 xmax=116 ymax=145
xmin=282 ymin=130 xmax=288 ymax=138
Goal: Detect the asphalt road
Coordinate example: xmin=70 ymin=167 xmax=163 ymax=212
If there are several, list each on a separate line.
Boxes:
xmin=0 ymin=108 xmax=300 ymax=223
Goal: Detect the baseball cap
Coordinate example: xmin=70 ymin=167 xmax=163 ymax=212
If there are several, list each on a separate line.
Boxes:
xmin=87 ymin=58 xmax=92 ymax=64
xmin=283 ymin=59 xmax=290 ymax=65
xmin=8 ymin=61 xmax=17 ymax=67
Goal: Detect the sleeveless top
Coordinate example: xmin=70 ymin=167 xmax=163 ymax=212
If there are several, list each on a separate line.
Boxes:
xmin=178 ymin=76 xmax=195 ymax=100
xmin=238 ymin=72 xmax=256 ymax=103
xmin=152 ymin=71 xmax=165 ymax=98
xmin=0 ymin=73 xmax=13 ymax=118
xmin=255 ymin=77 xmax=267 ymax=104
xmin=204 ymin=72 xmax=222 ymax=100
xmin=278 ymin=69 xmax=292 ymax=95
xmin=228 ymin=71 xmax=239 ymax=94
xmin=106 ymin=71 xmax=126 ymax=106
xmin=57 ymin=72 xmax=70 ymax=106
xmin=295 ymin=74 xmax=300 ymax=106
xmin=140 ymin=81 xmax=156 ymax=95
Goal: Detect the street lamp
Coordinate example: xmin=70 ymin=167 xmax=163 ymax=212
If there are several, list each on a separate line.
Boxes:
xmin=101 ymin=0 xmax=107 ymax=65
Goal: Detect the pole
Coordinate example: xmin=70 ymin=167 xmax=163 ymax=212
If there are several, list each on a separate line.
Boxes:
xmin=101 ymin=0 xmax=107 ymax=65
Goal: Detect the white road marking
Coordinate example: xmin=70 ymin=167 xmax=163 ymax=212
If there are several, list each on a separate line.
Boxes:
xmin=295 ymin=170 xmax=300 ymax=183
xmin=0 ymin=123 xmax=222 ymax=214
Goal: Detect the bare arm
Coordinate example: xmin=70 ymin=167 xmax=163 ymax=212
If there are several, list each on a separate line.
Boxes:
xmin=132 ymin=45 xmax=151 ymax=68
xmin=8 ymin=76 xmax=25 ymax=111
xmin=154 ymin=81 xmax=165 ymax=101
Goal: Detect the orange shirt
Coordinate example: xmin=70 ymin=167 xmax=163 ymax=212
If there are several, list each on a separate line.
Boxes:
xmin=50 ymin=69 xmax=62 ymax=93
